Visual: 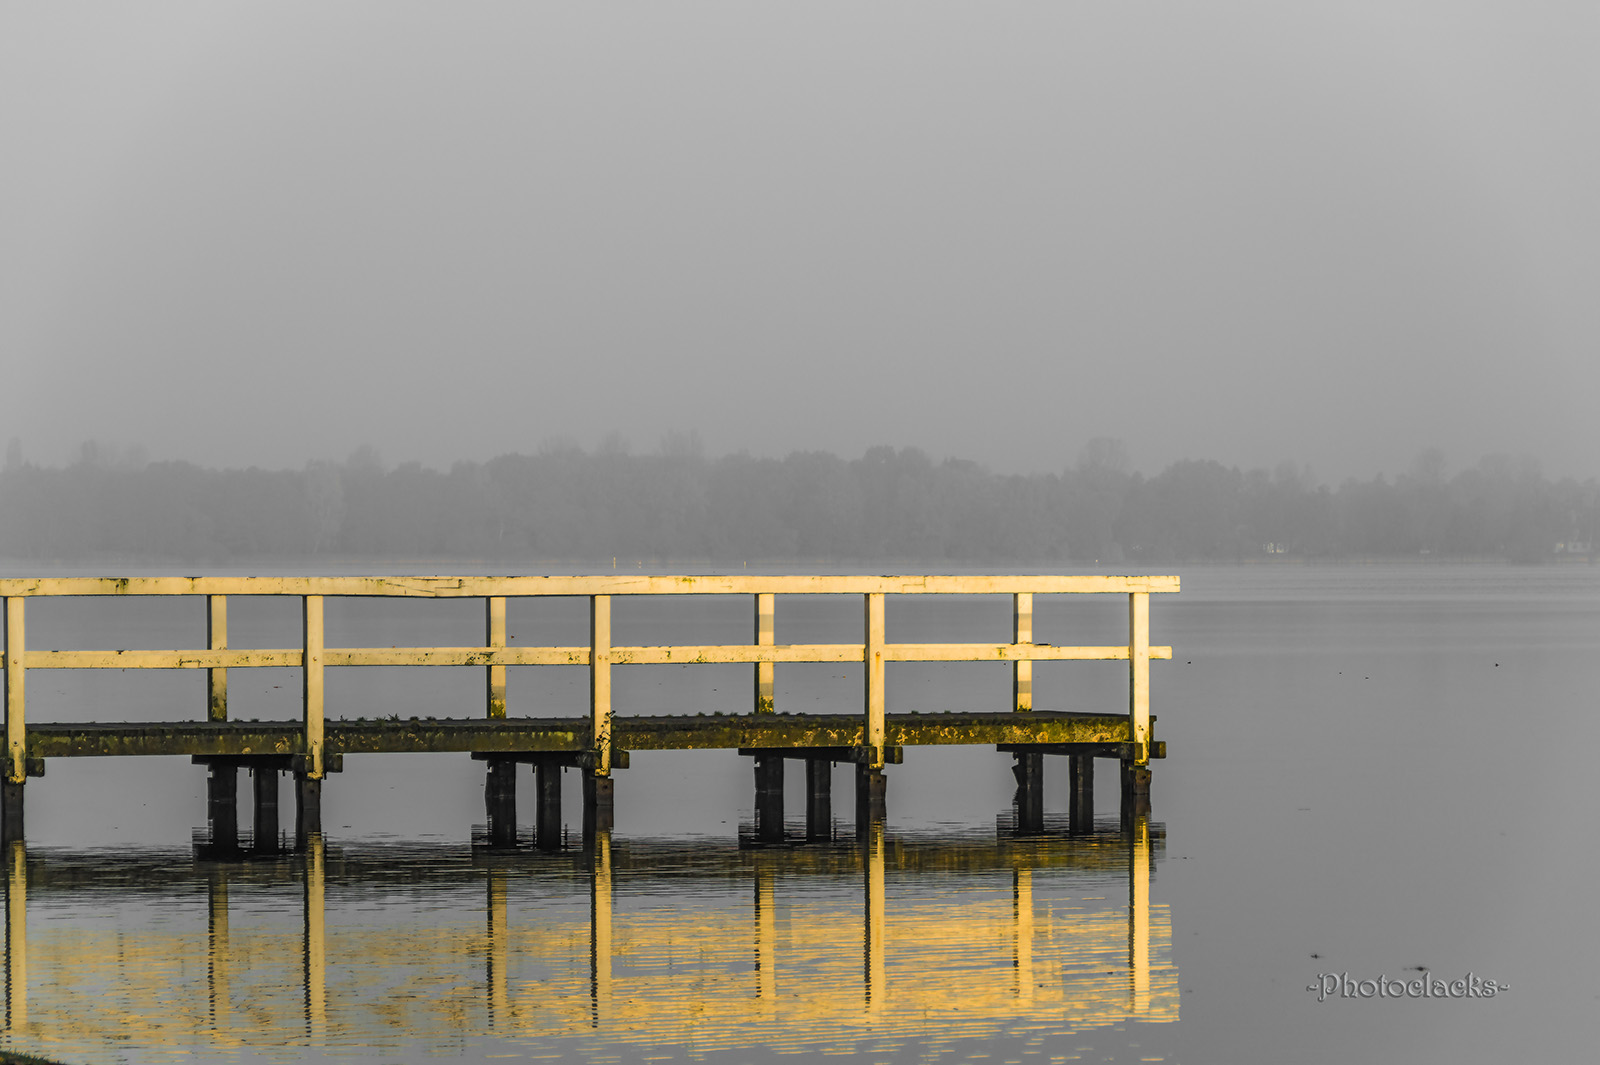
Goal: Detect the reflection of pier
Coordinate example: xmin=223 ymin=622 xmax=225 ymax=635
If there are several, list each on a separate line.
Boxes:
xmin=2 ymin=820 xmax=1175 ymax=1054
xmin=1 ymin=574 xmax=1175 ymax=847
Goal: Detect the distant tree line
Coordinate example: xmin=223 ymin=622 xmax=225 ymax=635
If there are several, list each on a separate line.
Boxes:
xmin=0 ymin=438 xmax=1594 ymax=564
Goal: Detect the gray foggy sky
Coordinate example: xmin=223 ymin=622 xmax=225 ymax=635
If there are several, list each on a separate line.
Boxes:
xmin=3 ymin=2 xmax=1597 ymax=481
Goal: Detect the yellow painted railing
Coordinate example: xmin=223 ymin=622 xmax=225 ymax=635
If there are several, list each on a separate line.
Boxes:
xmin=0 ymin=575 xmax=1178 ymax=782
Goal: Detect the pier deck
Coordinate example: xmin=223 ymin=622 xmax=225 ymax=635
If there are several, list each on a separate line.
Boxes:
xmin=0 ymin=574 xmax=1177 ymax=848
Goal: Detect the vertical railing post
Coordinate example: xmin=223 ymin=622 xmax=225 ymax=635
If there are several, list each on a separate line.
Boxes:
xmin=207 ymin=595 xmax=228 ymax=722
xmin=1128 ymin=592 xmax=1150 ymax=765
xmin=863 ymin=592 xmax=885 ymax=768
xmin=1012 ymin=592 xmax=1033 ymax=713
xmin=3 ymin=599 xmax=24 ymax=787
xmin=485 ymin=596 xmax=507 ymax=719
xmin=302 ymin=596 xmax=325 ymax=780
xmin=754 ymin=592 xmax=775 ymax=714
xmin=590 ymin=595 xmax=612 ymax=777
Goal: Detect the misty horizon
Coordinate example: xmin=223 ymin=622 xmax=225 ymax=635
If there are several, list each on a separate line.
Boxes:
xmin=6 ymin=4 xmax=1600 ymax=486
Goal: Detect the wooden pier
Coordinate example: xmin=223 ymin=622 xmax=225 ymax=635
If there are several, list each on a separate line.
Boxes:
xmin=0 ymin=574 xmax=1178 ymax=848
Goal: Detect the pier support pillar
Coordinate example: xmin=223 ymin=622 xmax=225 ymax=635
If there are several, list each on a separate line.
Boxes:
xmin=0 ymin=783 xmax=21 ymax=846
xmin=855 ymin=765 xmax=886 ymax=828
xmin=484 ymin=758 xmax=518 ymax=848
xmin=805 ymin=758 xmax=832 ymax=841
xmin=754 ymin=755 xmax=784 ymax=843
xmin=582 ymin=774 xmax=614 ymax=845
xmin=1011 ymin=752 xmax=1044 ymax=834
xmin=252 ymin=767 xmax=280 ymax=852
xmin=208 ymin=763 xmax=239 ymax=853
xmin=1069 ymin=755 xmax=1095 ymax=834
xmin=294 ymin=774 xmax=322 ymax=848
xmin=1120 ymin=759 xmax=1152 ymax=823
xmin=536 ymin=761 xmax=563 ymax=851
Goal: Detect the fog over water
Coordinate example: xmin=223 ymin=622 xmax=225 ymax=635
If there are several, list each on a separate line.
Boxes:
xmin=4 ymin=3 xmax=1599 ymax=480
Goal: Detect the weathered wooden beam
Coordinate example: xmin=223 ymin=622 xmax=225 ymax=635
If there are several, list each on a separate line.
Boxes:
xmin=3 ymin=598 xmax=23 ymax=785
xmin=738 ymin=745 xmax=903 ymax=765
xmin=754 ymin=593 xmax=775 ymax=714
xmin=302 ymin=596 xmax=325 ymax=780
xmin=15 ymin=642 xmax=1171 ymax=669
xmin=207 ymin=595 xmax=228 ymax=722
xmin=485 ymin=597 xmax=507 ymax=719
xmin=0 ymin=574 xmax=1182 ymax=598
xmin=590 ymin=595 xmax=612 ymax=778
xmin=864 ymin=593 xmax=885 ymax=768
xmin=1129 ymin=592 xmax=1150 ymax=765
xmin=1013 ymin=592 xmax=1032 ymax=712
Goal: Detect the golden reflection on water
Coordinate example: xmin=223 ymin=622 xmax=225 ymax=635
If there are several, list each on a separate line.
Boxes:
xmin=1 ymin=820 xmax=1175 ymax=1059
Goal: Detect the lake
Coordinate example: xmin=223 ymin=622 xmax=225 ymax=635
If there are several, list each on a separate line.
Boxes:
xmin=1 ymin=563 xmax=1595 ymax=1063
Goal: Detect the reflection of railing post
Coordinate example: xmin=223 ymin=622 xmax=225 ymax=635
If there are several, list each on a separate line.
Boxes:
xmin=1013 ymin=865 xmax=1034 ymax=1002
xmin=863 ymin=820 xmax=885 ymax=1014
xmin=588 ymin=829 xmax=613 ymax=1027
xmin=754 ymin=593 xmax=775 ymax=714
xmin=1128 ymin=812 xmax=1151 ymax=1015
xmin=207 ymin=594 xmax=228 ymax=721
xmin=303 ymin=833 xmax=326 ymax=1037
xmin=207 ymin=865 xmax=229 ymax=1030
xmin=755 ymin=858 xmax=776 ymax=1009
xmin=4 ymin=840 xmax=23 ymax=1030
xmin=487 ymin=867 xmax=508 ymax=1026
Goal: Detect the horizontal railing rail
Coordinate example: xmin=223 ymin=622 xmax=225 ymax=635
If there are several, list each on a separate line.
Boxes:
xmin=1 ymin=575 xmax=1178 ymax=785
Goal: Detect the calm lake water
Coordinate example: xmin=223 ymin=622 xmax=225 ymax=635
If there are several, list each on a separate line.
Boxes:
xmin=1 ymin=563 xmax=1596 ymax=1064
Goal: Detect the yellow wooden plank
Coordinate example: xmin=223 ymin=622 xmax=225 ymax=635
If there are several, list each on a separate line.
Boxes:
xmin=864 ymin=593 xmax=885 ymax=764
xmin=21 ymin=643 xmax=1168 ymax=669
xmin=591 ymin=595 xmax=612 ymax=776
xmin=1129 ymin=592 xmax=1151 ymax=763
xmin=754 ymin=593 xmax=775 ymax=714
xmin=28 ymin=650 xmax=304 ymax=669
xmin=882 ymin=644 xmax=1173 ymax=662
xmin=303 ymin=596 xmax=324 ymax=779
xmin=207 ymin=595 xmax=227 ymax=722
xmin=0 ymin=574 xmax=1180 ymax=598
xmin=485 ymin=597 xmax=506 ymax=719
xmin=1013 ymin=592 xmax=1032 ymax=712
xmin=4 ymin=598 xmax=23 ymax=785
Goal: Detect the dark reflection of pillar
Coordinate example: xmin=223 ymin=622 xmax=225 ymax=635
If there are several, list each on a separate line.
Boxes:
xmin=253 ymin=767 xmax=280 ymax=853
xmin=487 ymin=867 xmax=508 ymax=1026
xmin=485 ymin=758 xmax=518 ymax=848
xmin=4 ymin=841 xmax=24 ymax=1030
xmin=295 ymin=774 xmax=322 ymax=850
xmin=302 ymin=833 xmax=326 ymax=1038
xmin=207 ymin=865 xmax=230 ymax=1030
xmin=208 ymin=763 xmax=239 ymax=854
xmin=862 ymin=819 xmax=885 ymax=1014
xmin=754 ymin=857 xmax=776 ymax=1007
xmin=1012 ymin=865 xmax=1034 ymax=1002
xmin=855 ymin=765 xmax=886 ymax=829
xmin=1011 ymin=752 xmax=1044 ymax=834
xmin=1069 ymin=755 xmax=1095 ymax=834
xmin=805 ymin=759 xmax=832 ymax=842
xmin=535 ymin=762 xmax=562 ymax=852
xmin=754 ymin=755 xmax=785 ymax=843
xmin=588 ymin=828 xmax=613 ymax=1028
xmin=1127 ymin=810 xmax=1151 ymax=1015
